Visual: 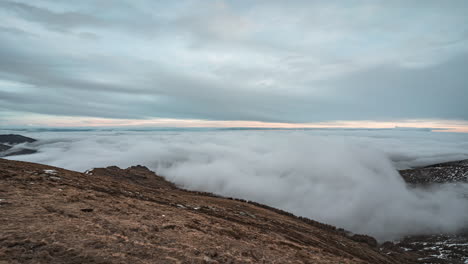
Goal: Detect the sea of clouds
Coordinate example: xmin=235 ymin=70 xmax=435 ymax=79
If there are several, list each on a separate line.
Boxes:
xmin=3 ymin=128 xmax=468 ymax=241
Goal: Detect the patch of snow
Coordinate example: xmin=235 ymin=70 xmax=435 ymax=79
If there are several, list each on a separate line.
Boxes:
xmin=43 ymin=169 xmax=57 ymax=175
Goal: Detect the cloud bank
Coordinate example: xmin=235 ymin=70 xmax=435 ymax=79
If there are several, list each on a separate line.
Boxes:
xmin=5 ymin=129 xmax=468 ymax=240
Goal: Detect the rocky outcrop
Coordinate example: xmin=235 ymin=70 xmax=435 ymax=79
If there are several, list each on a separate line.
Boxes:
xmin=0 ymin=159 xmax=416 ymax=264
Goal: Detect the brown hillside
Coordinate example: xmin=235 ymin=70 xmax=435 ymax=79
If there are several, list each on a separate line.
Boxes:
xmin=0 ymin=159 xmax=416 ymax=264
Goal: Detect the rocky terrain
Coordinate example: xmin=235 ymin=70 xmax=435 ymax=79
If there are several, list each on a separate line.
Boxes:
xmin=396 ymin=159 xmax=468 ymax=264
xmin=0 ymin=158 xmax=416 ymax=264
xmin=0 ymin=134 xmax=37 ymax=157
xmin=386 ymin=232 xmax=468 ymax=264
xmin=400 ymin=160 xmax=468 ymax=185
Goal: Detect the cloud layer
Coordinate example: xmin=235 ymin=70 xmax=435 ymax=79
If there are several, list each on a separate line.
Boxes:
xmin=5 ymin=129 xmax=468 ymax=240
xmin=1 ymin=0 xmax=468 ymax=124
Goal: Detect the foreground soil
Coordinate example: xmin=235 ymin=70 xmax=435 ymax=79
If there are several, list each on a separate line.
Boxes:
xmin=0 ymin=158 xmax=415 ymax=264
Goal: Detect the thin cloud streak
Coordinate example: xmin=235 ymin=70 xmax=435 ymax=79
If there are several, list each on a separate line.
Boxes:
xmin=2 ymin=113 xmax=468 ymax=132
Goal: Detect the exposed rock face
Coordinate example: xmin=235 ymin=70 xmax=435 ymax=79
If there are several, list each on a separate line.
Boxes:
xmin=0 ymin=159 xmax=415 ymax=264
xmin=400 ymin=159 xmax=468 ymax=185
xmin=0 ymin=134 xmax=37 ymax=157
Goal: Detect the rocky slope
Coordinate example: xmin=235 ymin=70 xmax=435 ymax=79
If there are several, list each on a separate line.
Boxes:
xmin=400 ymin=159 xmax=468 ymax=185
xmin=396 ymin=159 xmax=468 ymax=264
xmin=385 ymin=232 xmax=468 ymax=264
xmin=0 ymin=158 xmax=415 ymax=264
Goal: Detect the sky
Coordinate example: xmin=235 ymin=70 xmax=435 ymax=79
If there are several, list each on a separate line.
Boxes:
xmin=0 ymin=0 xmax=468 ymax=131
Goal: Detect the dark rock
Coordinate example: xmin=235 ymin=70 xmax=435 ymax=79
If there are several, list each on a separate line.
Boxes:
xmin=80 ymin=208 xmax=94 ymax=213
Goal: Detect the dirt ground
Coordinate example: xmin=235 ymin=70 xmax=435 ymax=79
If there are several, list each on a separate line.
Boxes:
xmin=0 ymin=158 xmax=417 ymax=264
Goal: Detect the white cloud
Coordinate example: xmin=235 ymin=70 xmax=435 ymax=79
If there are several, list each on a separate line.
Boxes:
xmin=5 ymin=129 xmax=468 ymax=240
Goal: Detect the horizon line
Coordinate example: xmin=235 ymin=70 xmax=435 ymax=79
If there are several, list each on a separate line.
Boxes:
xmin=2 ymin=115 xmax=468 ymax=133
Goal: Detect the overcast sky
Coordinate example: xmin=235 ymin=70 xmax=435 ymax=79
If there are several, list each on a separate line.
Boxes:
xmin=1 ymin=0 xmax=467 ymax=129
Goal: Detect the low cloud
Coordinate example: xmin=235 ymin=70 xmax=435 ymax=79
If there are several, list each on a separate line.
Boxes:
xmin=5 ymin=129 xmax=468 ymax=240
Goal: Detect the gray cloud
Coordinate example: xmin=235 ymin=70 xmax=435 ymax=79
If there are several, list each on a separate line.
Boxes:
xmin=0 ymin=1 xmax=103 ymax=32
xmin=0 ymin=0 xmax=467 ymax=124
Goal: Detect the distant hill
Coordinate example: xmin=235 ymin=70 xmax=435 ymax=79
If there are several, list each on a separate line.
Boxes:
xmin=0 ymin=134 xmax=37 ymax=144
xmin=0 ymin=143 xmax=10 ymax=152
xmin=400 ymin=159 xmax=468 ymax=184
xmin=0 ymin=134 xmax=37 ymax=157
